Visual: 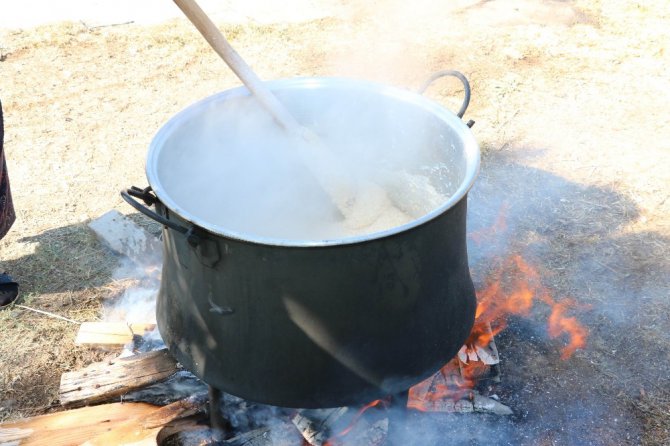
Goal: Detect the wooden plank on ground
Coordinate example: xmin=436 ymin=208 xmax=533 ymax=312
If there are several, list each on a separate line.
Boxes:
xmin=0 ymin=402 xmax=158 ymax=446
xmin=74 ymin=322 xmax=156 ymax=348
xmin=81 ymin=393 xmax=208 ymax=446
xmin=88 ymin=209 xmax=162 ymax=268
xmin=59 ymin=348 xmax=178 ymax=406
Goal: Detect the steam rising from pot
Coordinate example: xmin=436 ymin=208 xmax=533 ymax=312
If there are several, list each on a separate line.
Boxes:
xmin=152 ymin=81 xmax=467 ymax=242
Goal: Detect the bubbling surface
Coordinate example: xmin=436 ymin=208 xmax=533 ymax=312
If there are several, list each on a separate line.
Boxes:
xmin=153 ymin=88 xmax=464 ymax=242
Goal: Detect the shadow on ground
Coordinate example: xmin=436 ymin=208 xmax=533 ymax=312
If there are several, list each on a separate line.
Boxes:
xmin=1 ymin=224 xmax=116 ymax=296
xmin=1 ymin=151 xmax=668 ymax=443
xmin=0 ymin=213 xmax=151 ymax=419
xmin=426 ymin=150 xmax=670 ymax=445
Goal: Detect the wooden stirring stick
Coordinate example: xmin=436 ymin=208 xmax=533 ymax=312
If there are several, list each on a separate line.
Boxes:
xmin=172 ymin=0 xmax=410 ymax=230
xmin=172 ymin=0 xmax=301 ymax=134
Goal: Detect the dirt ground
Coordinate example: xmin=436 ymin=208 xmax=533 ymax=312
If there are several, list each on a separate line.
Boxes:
xmin=0 ymin=0 xmax=668 ymax=444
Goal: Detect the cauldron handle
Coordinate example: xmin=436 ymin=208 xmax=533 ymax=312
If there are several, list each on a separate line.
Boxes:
xmin=418 ymin=70 xmax=472 ymax=123
xmin=121 ymin=187 xmax=199 ymax=244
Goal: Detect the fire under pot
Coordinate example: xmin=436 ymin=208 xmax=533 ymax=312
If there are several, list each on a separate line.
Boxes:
xmin=123 ymin=74 xmax=481 ymax=408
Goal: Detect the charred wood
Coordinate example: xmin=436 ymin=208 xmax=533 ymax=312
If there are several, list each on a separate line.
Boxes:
xmin=292 ymin=407 xmax=349 ymax=445
xmin=223 ymin=421 xmax=300 ymax=446
xmin=472 ymin=393 xmax=513 ymax=416
xmin=59 ymin=348 xmax=179 ymax=406
xmin=292 ymin=412 xmax=328 ymax=446
xmin=124 ymin=370 xmax=208 ymax=406
xmin=81 ymin=393 xmax=208 ymax=446
xmin=337 ymin=417 xmax=389 ymax=446
xmin=157 ymin=415 xmax=221 ymax=446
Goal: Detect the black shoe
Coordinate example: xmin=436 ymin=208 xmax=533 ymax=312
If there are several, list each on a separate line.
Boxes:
xmin=0 ymin=273 xmax=19 ymax=307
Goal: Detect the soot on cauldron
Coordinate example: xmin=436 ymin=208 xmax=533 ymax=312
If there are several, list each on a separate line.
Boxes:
xmin=122 ymin=77 xmax=481 ymax=408
xmin=102 ymin=179 xmax=590 ymax=445
xmin=97 ymin=254 xmax=590 ymax=444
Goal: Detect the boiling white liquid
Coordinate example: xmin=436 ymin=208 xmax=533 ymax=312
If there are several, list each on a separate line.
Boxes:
xmin=156 ymin=94 xmax=458 ymax=242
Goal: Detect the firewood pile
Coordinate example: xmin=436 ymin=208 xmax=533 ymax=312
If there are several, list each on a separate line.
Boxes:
xmin=0 ymin=324 xmax=510 ymax=445
xmin=0 ymin=211 xmax=511 ymax=446
xmin=0 ymin=329 xmax=391 ymax=446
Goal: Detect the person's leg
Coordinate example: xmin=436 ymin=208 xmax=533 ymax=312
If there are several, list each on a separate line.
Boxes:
xmin=0 ymin=99 xmax=19 ymax=307
xmin=0 ymin=99 xmax=16 ymax=238
xmin=0 ymin=273 xmax=18 ymax=307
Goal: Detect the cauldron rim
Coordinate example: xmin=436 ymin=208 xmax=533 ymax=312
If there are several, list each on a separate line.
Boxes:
xmin=145 ymin=76 xmax=480 ymax=247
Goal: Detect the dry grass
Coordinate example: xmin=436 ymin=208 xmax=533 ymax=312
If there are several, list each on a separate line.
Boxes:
xmin=0 ymin=0 xmax=669 ymax=443
xmin=0 ymin=16 xmax=336 ymax=424
xmin=0 ymin=225 xmax=115 ymax=420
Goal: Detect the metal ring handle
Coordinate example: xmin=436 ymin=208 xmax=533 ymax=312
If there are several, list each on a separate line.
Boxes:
xmin=121 ymin=188 xmax=189 ymax=235
xmin=418 ymin=70 xmax=471 ymax=119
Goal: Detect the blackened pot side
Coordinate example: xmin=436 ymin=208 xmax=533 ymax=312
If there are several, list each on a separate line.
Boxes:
xmin=156 ymin=196 xmax=475 ymax=408
xmin=126 ymin=76 xmax=481 ymax=408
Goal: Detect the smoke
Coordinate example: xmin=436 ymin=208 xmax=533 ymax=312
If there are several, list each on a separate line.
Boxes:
xmin=325 ymin=0 xmax=467 ymax=84
xmin=101 ymin=3 xmax=663 ymax=443
xmin=105 ymin=282 xmax=158 ymax=324
xmin=103 ymin=256 xmax=160 ymax=324
xmin=462 ymin=152 xmax=650 ymax=444
xmin=108 ymin=103 xmax=633 ymax=446
xmin=154 ymin=84 xmax=464 ymax=242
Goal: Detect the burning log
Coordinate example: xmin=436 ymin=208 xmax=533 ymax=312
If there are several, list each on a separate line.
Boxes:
xmin=407 ymin=388 xmax=512 ymax=415
xmin=292 ymin=407 xmax=349 ymax=445
xmin=223 ymin=422 xmax=300 ymax=445
xmin=457 ymin=322 xmax=500 ymax=365
xmin=292 ymin=412 xmax=329 ymax=445
xmin=336 ymin=417 xmax=389 ymax=446
xmin=154 ymin=400 xmax=300 ymax=445
xmin=74 ymin=321 xmax=157 ymax=348
xmin=124 ymin=370 xmax=208 ymax=406
xmin=457 ymin=350 xmax=501 ymax=385
xmin=81 ymin=393 xmax=208 ymax=446
xmin=474 ymin=343 xmax=499 ymax=365
xmin=454 ymin=398 xmax=475 ymax=413
xmin=293 ymin=404 xmax=390 ymax=446
xmin=223 ymin=427 xmax=273 ymax=445
xmin=59 ymin=348 xmax=179 ymax=406
xmin=156 ymin=416 xmax=220 ymax=446
xmin=0 ymin=402 xmax=158 ymax=446
xmin=407 ymin=323 xmax=510 ymax=415
xmin=472 ymin=393 xmax=513 ymax=416
xmin=319 ymin=402 xmax=389 ymax=446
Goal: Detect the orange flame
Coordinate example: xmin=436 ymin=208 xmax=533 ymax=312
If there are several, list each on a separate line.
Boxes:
xmin=407 ymin=253 xmax=589 ymax=411
xmin=407 ymin=362 xmax=460 ymax=411
xmin=324 ymin=399 xmax=385 ymax=445
xmin=471 ymin=255 xmax=587 ymax=358
xmin=546 ymin=298 xmax=589 ymax=360
xmin=468 ymin=202 xmax=510 ymax=245
xmin=407 ymin=357 xmax=490 ymax=412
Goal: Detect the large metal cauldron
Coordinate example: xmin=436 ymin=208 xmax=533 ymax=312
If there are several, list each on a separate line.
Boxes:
xmin=123 ymin=76 xmax=480 ymax=408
